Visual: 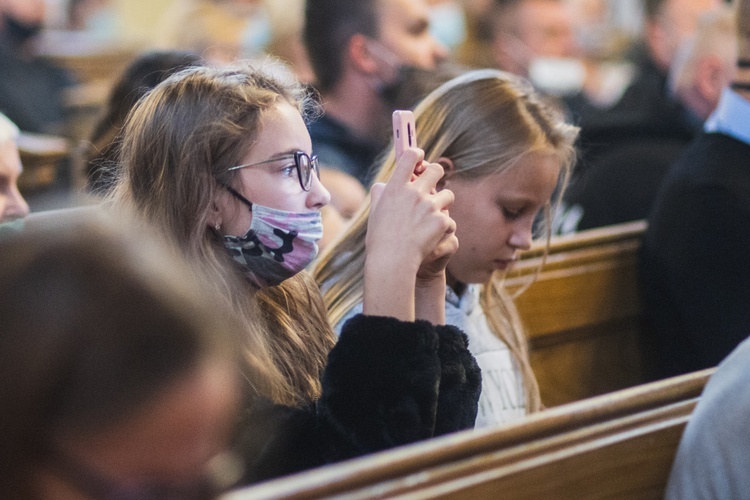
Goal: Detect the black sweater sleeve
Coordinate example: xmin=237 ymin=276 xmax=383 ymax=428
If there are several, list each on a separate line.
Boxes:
xmin=235 ymin=314 xmax=481 ymax=485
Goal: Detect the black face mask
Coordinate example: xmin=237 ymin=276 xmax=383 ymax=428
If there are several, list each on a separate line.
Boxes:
xmin=3 ymin=15 xmax=43 ymax=45
xmin=378 ymin=65 xmax=427 ymax=109
xmin=378 ymin=65 xmax=450 ymax=111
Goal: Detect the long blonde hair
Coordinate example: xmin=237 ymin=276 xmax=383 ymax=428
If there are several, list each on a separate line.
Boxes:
xmin=111 ymin=61 xmax=335 ymax=407
xmin=314 ymin=70 xmax=579 ymax=412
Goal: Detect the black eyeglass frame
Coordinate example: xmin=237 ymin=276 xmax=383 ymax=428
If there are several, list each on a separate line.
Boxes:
xmin=226 ymin=151 xmax=320 ymax=192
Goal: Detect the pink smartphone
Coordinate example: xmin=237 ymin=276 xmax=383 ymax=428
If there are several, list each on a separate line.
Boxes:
xmin=392 ymin=110 xmax=417 ymax=159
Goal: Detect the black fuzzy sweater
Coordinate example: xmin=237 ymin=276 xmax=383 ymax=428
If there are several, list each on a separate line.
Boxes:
xmin=234 ymin=314 xmax=481 ymax=485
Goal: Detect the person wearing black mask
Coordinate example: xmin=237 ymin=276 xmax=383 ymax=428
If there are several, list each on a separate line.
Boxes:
xmin=303 ymin=0 xmax=447 ymax=213
xmin=0 ymin=0 xmax=74 ymax=135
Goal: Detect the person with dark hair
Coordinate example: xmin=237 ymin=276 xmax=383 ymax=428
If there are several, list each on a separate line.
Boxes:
xmin=303 ymin=0 xmax=447 ymax=193
xmin=0 ymin=211 xmax=243 ymax=498
xmin=81 ymin=49 xmax=203 ymax=194
xmin=640 ymin=0 xmax=750 ymax=379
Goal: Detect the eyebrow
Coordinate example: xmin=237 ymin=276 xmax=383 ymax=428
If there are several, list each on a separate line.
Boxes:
xmin=266 ymin=150 xmax=299 ymax=160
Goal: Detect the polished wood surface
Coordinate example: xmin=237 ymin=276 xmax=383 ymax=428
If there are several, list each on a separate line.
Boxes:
xmin=17 ymin=133 xmax=69 ymax=192
xmin=34 ymin=30 xmax=139 ymax=85
xmin=33 ymin=31 xmax=140 ymax=142
xmin=223 ymin=369 xmax=713 ymax=500
xmin=509 ymin=221 xmax=648 ymax=406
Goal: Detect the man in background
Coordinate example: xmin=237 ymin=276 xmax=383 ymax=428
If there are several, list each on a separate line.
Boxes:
xmin=0 ymin=112 xmax=30 ymax=224
xmin=558 ymin=4 xmax=735 ymax=233
xmin=640 ymin=0 xmax=750 ymax=379
xmin=0 ymin=0 xmax=73 ymax=135
xmin=304 ymin=0 xmax=446 ymax=217
xmin=490 ymin=0 xmax=579 ymax=82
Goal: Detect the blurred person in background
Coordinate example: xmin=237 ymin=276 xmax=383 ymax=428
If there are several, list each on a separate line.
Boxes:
xmin=640 ymin=0 xmax=750 ymax=379
xmin=669 ymin=5 xmax=737 ymax=124
xmin=0 ymin=112 xmax=30 ymax=224
xmin=489 ymin=0 xmax=592 ymax=122
xmin=490 ymin=0 xmax=579 ymax=82
xmin=156 ymin=0 xmax=272 ymax=64
xmin=557 ymin=4 xmax=735 ymax=233
xmin=0 ymin=211 xmax=243 ymax=498
xmin=0 ymin=0 xmax=74 ymax=135
xmin=575 ymin=0 xmax=721 ymax=140
xmin=303 ymin=0 xmax=448 ymax=216
xmin=555 ymin=0 xmax=723 ymax=234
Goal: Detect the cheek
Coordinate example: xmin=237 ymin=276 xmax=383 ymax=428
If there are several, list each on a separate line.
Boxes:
xmin=223 ymin=206 xmax=253 ymax=237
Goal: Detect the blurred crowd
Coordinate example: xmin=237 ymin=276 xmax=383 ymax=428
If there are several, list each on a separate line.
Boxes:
xmin=1 ymin=1 xmax=747 ymax=498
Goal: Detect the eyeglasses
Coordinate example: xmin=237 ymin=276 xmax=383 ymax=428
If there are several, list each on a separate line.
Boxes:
xmin=227 ymin=151 xmax=320 ymax=192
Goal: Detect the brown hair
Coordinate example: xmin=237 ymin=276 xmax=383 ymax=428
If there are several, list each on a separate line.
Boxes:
xmin=111 ymin=60 xmax=335 ymax=407
xmin=0 ymin=210 xmax=238 ymax=497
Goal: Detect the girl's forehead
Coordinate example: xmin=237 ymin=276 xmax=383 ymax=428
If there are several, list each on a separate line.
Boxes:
xmin=241 ymin=101 xmax=312 ymax=161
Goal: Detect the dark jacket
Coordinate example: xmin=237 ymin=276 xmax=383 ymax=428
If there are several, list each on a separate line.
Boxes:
xmin=640 ymin=132 xmax=750 ymax=378
xmin=235 ymin=314 xmax=481 ymax=484
xmin=307 ymin=114 xmax=383 ymax=187
xmin=560 ymin=48 xmax=699 ymax=232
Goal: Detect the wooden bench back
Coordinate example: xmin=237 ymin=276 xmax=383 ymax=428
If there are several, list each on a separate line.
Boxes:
xmin=17 ymin=133 xmax=70 ymax=193
xmin=223 ymin=369 xmax=713 ymax=499
xmin=509 ymin=221 xmax=648 ymax=406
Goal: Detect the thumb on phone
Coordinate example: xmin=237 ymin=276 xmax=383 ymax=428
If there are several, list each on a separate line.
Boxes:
xmin=394 ymin=148 xmax=423 ymax=185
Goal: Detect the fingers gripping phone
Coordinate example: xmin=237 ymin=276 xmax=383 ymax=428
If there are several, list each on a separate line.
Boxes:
xmin=392 ymin=110 xmax=417 ymax=159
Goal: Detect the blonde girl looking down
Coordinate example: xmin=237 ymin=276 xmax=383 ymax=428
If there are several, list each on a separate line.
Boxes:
xmin=315 ymin=69 xmax=579 ymax=427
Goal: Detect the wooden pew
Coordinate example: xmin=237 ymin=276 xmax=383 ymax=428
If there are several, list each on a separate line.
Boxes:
xmin=223 ymin=368 xmax=713 ymax=500
xmin=34 ymin=30 xmax=139 ymax=86
xmin=508 ymin=221 xmax=648 ymax=406
xmin=33 ymin=30 xmax=140 ymax=142
xmin=17 ymin=132 xmax=70 ymax=193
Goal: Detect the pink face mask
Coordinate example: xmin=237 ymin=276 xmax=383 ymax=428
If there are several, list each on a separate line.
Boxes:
xmin=221 ymin=202 xmax=323 ymax=288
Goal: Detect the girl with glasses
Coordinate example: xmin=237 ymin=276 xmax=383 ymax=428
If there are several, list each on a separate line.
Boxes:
xmin=315 ymin=69 xmax=579 ymax=428
xmin=109 ymin=60 xmax=480 ymax=485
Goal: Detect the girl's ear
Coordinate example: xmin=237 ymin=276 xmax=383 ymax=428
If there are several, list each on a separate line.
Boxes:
xmin=208 ymin=199 xmax=224 ymax=231
xmin=436 ymin=157 xmax=455 ymax=191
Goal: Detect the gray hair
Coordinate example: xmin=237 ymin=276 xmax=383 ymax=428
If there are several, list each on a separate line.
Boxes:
xmin=0 ymin=113 xmax=20 ymax=144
